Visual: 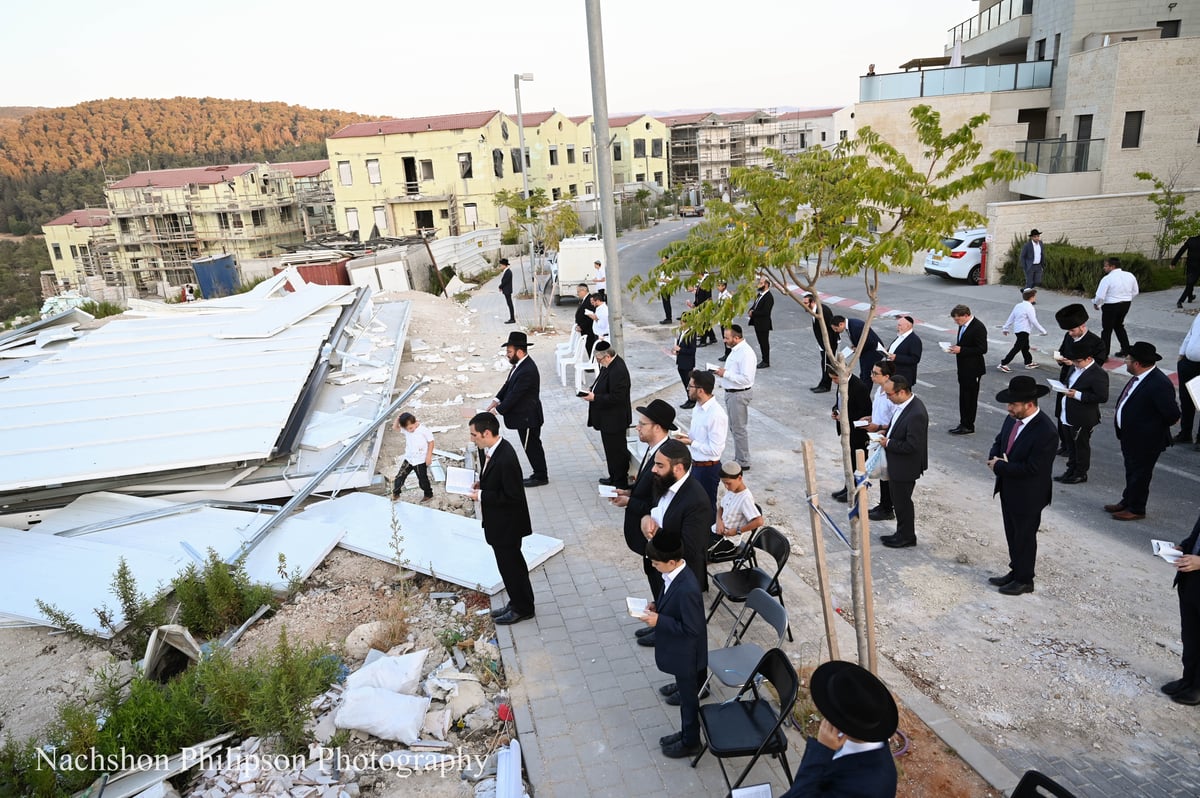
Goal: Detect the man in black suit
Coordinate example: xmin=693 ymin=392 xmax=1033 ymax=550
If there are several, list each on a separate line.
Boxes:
xmin=886 ymin=314 xmax=923 ymax=387
xmin=833 ymin=316 xmax=885 ymax=382
xmin=672 ymin=319 xmax=698 ymax=409
xmin=1106 ymin=342 xmax=1181 ymax=521
xmin=802 ymin=292 xmax=840 ymax=393
xmin=468 ymin=412 xmax=535 ymax=625
xmin=747 ymin=276 xmax=775 ymax=368
xmin=686 ymin=277 xmax=717 ymax=346
xmin=488 ymin=331 xmax=549 ymax=487
xmin=1172 ymin=234 xmax=1200 ymax=308
xmin=612 ymin=400 xmax=676 ymax=629
xmin=1053 ymin=336 xmax=1109 ymax=485
xmin=829 ymin=367 xmax=872 ymax=503
xmin=582 ymin=341 xmax=632 ymax=488
xmin=1051 ymin=303 xmax=1102 ymax=456
xmin=1164 ymin=511 xmax=1200 ymax=706
xmin=641 ymin=439 xmax=714 ymax=595
xmin=498 ymin=257 xmax=516 ymax=324
xmin=986 ymin=376 xmax=1060 ymax=596
xmin=878 ymin=375 xmax=928 ymax=549
xmin=573 ymin=283 xmax=596 ymax=353
xmin=949 ymin=304 xmax=988 ymax=435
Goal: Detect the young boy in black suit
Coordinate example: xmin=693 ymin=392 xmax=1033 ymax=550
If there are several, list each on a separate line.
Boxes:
xmin=640 ymin=528 xmax=707 ymax=759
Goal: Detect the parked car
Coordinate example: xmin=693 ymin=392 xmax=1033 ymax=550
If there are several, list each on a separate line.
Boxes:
xmin=924 ymin=228 xmax=986 ymax=284
xmin=680 ymin=205 xmax=705 ymax=218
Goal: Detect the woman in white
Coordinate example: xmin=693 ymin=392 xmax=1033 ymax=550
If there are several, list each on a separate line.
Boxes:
xmin=707 ymin=461 xmax=764 ymax=561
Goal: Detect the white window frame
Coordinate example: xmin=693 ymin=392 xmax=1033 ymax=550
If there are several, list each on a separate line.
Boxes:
xmin=345 ymin=207 xmax=359 ymax=232
xmin=366 ymin=159 xmax=382 ymax=184
xmin=373 ymin=206 xmax=388 ymax=234
xmin=337 ymin=161 xmax=353 ymax=186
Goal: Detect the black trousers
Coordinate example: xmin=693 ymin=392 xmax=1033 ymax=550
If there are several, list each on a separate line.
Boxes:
xmin=1177 ymin=269 xmax=1200 ymax=306
xmin=1060 ymin=422 xmax=1095 ymax=476
xmin=512 ymin=425 xmax=548 ymax=480
xmin=815 ymin=347 xmax=831 ymax=389
xmin=754 ymin=325 xmax=771 ymax=365
xmin=890 ymin=480 xmax=916 ymax=541
xmin=393 ymin=462 xmax=433 ymax=497
xmin=671 ymin=667 xmax=706 ymax=746
xmin=1001 ymin=494 xmax=1044 ymax=584
xmin=1120 ymin=441 xmax=1164 ymax=515
xmin=503 ymin=291 xmax=515 ymax=321
xmin=599 ymin=429 xmax=630 ymax=484
xmin=1179 ymin=571 xmax=1200 ymax=686
xmin=1179 ymin=357 xmax=1200 ymax=437
xmin=1001 ymin=332 xmax=1032 ymax=366
xmin=492 ymin=541 xmax=535 ymax=616
xmin=677 ymin=365 xmax=691 ymax=400
xmin=957 ymin=372 xmax=983 ymax=429
xmin=1100 ymin=301 xmax=1132 ymax=360
xmin=692 ymin=463 xmax=721 ymax=517
xmin=661 ymin=293 xmax=672 ymax=320
xmin=877 ymin=479 xmax=892 ymax=511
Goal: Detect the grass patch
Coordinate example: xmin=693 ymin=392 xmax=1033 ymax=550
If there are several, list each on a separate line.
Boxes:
xmin=77 ymin=300 xmax=124 ymax=318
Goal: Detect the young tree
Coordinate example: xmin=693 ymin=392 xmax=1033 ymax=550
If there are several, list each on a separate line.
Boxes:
xmin=494 ymin=187 xmax=550 ymax=293
xmin=630 ymin=104 xmax=1032 ymax=663
xmin=1136 ymin=165 xmax=1200 ymax=262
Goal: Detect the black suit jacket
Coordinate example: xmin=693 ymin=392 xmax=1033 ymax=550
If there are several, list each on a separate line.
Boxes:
xmin=575 ymin=295 xmax=595 ymax=335
xmin=834 ymin=375 xmax=872 ymax=451
xmin=954 ymin=317 xmax=988 ymax=378
xmin=1177 ymin=513 xmax=1200 ymax=589
xmin=623 ymin=441 xmax=664 ymax=555
xmin=1173 ymin=235 xmax=1200 ymax=272
xmin=499 ymin=267 xmax=513 ymax=295
xmin=495 ymin=356 xmax=544 ymax=429
xmin=656 ymin=474 xmax=714 ymax=592
xmin=847 ymin=318 xmax=884 ymax=376
xmin=477 ymin=439 xmax=532 ymax=545
xmin=652 ymin=565 xmax=707 ymax=678
xmin=989 ymin=410 xmax=1059 ymax=509
xmin=1114 ymin=367 xmax=1181 ymax=455
xmin=884 ymin=397 xmax=929 ymax=482
xmin=748 ymin=289 xmax=774 ymax=330
xmin=890 ymin=332 xmax=923 ymax=386
xmin=1060 ymin=363 xmax=1109 ymax=429
xmin=782 ymin=740 xmax=897 ymax=798
xmin=812 ymin=303 xmax=840 ymax=351
xmin=587 ymin=355 xmax=632 ymax=433
xmin=675 ymin=329 xmax=697 ymax=372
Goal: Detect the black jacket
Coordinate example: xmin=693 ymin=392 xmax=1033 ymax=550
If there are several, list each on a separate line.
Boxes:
xmin=675 ymin=329 xmax=697 ymax=372
xmin=1173 ymin=235 xmax=1200 ymax=272
xmin=499 ymin=267 xmax=513 ymax=295
xmin=587 ymin=355 xmax=632 ymax=433
xmin=653 ymin=565 xmax=707 ymax=678
xmin=884 ymin=397 xmax=929 ymax=482
xmin=748 ymin=289 xmax=774 ymax=330
xmin=575 ymin=295 xmax=595 ymax=335
xmin=835 ymin=375 xmax=872 ymax=452
xmin=890 ymin=332 xmax=923 ymax=387
xmin=1059 ymin=363 xmax=1109 ymax=429
xmin=623 ymin=441 xmax=664 ymax=555
xmin=954 ymin=317 xmax=988 ymax=378
xmin=495 ymin=356 xmax=544 ymax=429
xmin=477 ymin=439 xmax=532 ymax=545
xmin=656 ymin=474 xmax=714 ymax=592
xmin=812 ymin=303 xmax=839 ymax=351
xmin=847 ymin=318 xmax=884 ymax=378
xmin=1114 ymin=368 xmax=1181 ymax=455
xmin=989 ymin=411 xmax=1059 ymax=508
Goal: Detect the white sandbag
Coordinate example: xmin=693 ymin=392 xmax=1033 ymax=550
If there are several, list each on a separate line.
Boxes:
xmin=334 ymin=686 xmax=430 ymax=743
xmin=345 ymin=649 xmax=428 ymax=695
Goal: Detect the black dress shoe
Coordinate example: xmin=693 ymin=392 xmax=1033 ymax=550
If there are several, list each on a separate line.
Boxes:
xmin=494 ymin=609 xmax=535 ymax=625
xmin=810 ymin=385 xmax=831 ymax=393
xmin=505 ymin=319 xmax=517 ymax=324
xmin=490 ymin=603 xmax=512 ymax=618
xmin=987 ymin=573 xmax=1014 ymax=587
xmin=636 ymin=626 xmax=656 ymax=639
xmin=1161 ymin=678 xmax=1191 ymax=696
xmin=599 ymin=477 xmax=616 ymax=485
xmin=1114 ymin=350 xmax=1128 ymax=358
xmin=679 ymin=400 xmax=696 ymax=409
xmin=831 ymin=488 xmax=848 ymax=503
xmin=1103 ymin=502 xmax=1126 ymax=513
xmin=665 ymin=686 xmax=710 ymax=706
xmin=948 ymin=426 xmax=975 ymax=435
xmin=868 ymin=506 xmax=895 ymax=521
xmin=1061 ymin=474 xmax=1087 ymax=484
xmin=659 ymin=730 xmax=683 ymax=747
xmin=998 ymin=581 xmax=1034 ymax=596
xmin=880 ymin=534 xmax=916 ymax=548
xmin=658 ymin=682 xmax=679 ymax=696
xmin=717 ymin=355 xmax=728 ymax=362
xmin=1055 ymin=447 xmax=1068 ymax=456
xmin=1170 ymin=687 xmax=1200 ymax=705
xmin=1174 ymin=432 xmax=1194 ymax=444
xmin=523 ymin=477 xmax=549 ymax=488
xmin=637 ymin=631 xmax=656 ymax=647
xmin=661 ymin=739 xmax=704 ymax=759
xmin=757 ymin=362 xmax=770 ymax=369
xmin=659 ymin=319 xmax=672 ymax=324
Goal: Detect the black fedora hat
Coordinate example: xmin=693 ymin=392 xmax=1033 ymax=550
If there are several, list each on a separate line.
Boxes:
xmin=1054 ymin=303 xmax=1089 ymax=330
xmin=1029 ymin=228 xmax=1042 ymax=237
xmin=502 ymin=331 xmax=532 ymax=349
xmin=499 ymin=257 xmax=510 ymax=266
xmin=996 ymin=375 xmax=1051 ymax=403
xmin=1127 ymin=341 xmax=1162 ymax=365
xmin=636 ymin=399 xmax=677 ymax=431
xmin=1063 ymin=336 xmax=1103 ymax=361
xmin=810 ymin=660 xmax=898 ymax=743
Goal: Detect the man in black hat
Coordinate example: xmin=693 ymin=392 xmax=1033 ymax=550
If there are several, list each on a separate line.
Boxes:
xmin=487 ymin=331 xmax=549 ymax=487
xmin=1105 ymin=342 xmax=1180 ymax=520
xmin=986 ymin=375 xmax=1059 ymax=595
xmin=581 ymin=341 xmax=632 ymax=489
xmin=1051 ymin=303 xmax=1102 ymax=456
xmin=1053 ymin=337 xmax=1109 ymax=485
xmin=783 ymin=660 xmax=899 ymax=797
xmin=498 ymin=258 xmax=516 ymax=324
xmin=1019 ymin=228 xmax=1046 ymax=290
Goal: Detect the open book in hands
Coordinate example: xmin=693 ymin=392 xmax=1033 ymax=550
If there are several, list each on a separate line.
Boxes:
xmin=626 ymin=597 xmax=650 ymax=618
xmin=1153 ymin=540 xmax=1183 ymax=564
xmin=1046 ymin=379 xmax=1068 ymax=394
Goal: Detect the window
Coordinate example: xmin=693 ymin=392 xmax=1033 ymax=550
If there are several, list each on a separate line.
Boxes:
xmin=232 ymin=213 xmax=244 ymax=229
xmin=69 ymin=244 xmax=78 ymax=258
xmin=821 ymin=131 xmax=827 ymax=142
xmin=567 ymin=145 xmax=576 ymax=164
xmin=52 ymin=243 xmax=62 ymax=260
xmin=1122 ymin=111 xmax=1144 ymax=148
xmin=719 ymin=168 xmax=727 ymax=178
xmin=636 ymin=173 xmax=645 ymax=182
xmin=800 ymin=132 xmax=807 ymax=149
xmin=373 ymin=206 xmax=387 ymax=234
xmin=280 ymin=205 xmax=294 ymax=222
xmin=569 ymin=184 xmax=578 ymax=196
xmin=613 ymin=143 xmax=622 ymax=161
xmin=251 ymin=209 xmax=265 ymax=226
xmin=524 ymin=148 xmax=531 ymax=169
xmin=634 ymin=138 xmax=646 ymax=158
xmin=549 ymin=146 xmax=559 ymax=166
xmin=552 ymin=187 xmax=562 ymax=200
xmin=366 ymin=159 xmax=381 ymax=184
xmin=839 ymin=130 xmax=848 ymax=140
xmin=337 ymin=161 xmax=353 ymax=186
xmin=705 ymin=169 xmax=712 ymax=179
xmin=458 ymin=152 xmax=473 ymax=179
xmin=583 ymin=147 xmax=591 ymax=164
xmin=653 ymin=171 xmax=663 ymax=186
xmin=439 ymin=209 xmax=450 ymax=219
xmin=217 ymin=212 xmax=231 ymax=230
xmin=1158 ymin=19 xmax=1181 ymax=38
xmin=1035 ymin=38 xmax=1046 ymax=60
xmin=511 ymin=148 xmax=523 ymax=173
xmin=415 ymin=210 xmax=434 ymax=231
xmin=585 ymin=182 xmax=594 ymax=195
xmin=345 ymin=207 xmax=359 ymax=231
xmin=750 ymin=136 xmax=758 ymax=147
xmin=493 ymin=148 xmax=505 ymax=178
xmin=651 ymin=138 xmax=663 ymax=158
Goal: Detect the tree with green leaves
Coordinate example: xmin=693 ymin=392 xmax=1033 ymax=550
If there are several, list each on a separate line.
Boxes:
xmin=1136 ymin=166 xmax=1200 ymax=262
xmin=630 ymin=104 xmax=1032 ymax=664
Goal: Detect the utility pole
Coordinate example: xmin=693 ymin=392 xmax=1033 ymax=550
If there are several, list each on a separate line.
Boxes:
xmin=584 ymin=0 xmax=623 ymax=355
xmin=513 ymin=73 xmax=534 ymax=298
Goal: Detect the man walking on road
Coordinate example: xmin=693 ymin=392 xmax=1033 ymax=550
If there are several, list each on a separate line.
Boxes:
xmin=1019 ymin=229 xmax=1047 ymax=289
xmin=986 ymin=376 xmax=1059 ymax=596
xmin=1176 ymin=311 xmax=1200 ymax=447
xmin=878 ymin=375 xmax=928 ymax=549
xmin=714 ymin=325 xmax=756 ymax=471
xmin=1093 ymin=256 xmax=1139 ymax=361
xmin=886 ymin=315 xmax=923 ymax=387
xmin=1106 ymin=342 xmax=1180 ymax=521
xmin=1172 ymin=234 xmax=1200 ymax=309
xmin=498 ymin=257 xmax=516 ymax=324
xmin=1053 ymin=337 xmax=1109 ymax=485
xmin=488 ymin=331 xmax=549 ymax=487
xmin=747 ymin=276 xmax=775 ymax=369
xmin=949 ymin=304 xmax=988 ymax=435
xmin=582 ymin=341 xmax=632 ymax=489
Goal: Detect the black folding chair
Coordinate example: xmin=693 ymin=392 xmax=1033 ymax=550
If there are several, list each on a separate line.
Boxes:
xmin=1011 ymin=770 xmax=1079 ymax=798
xmin=706 ymin=526 xmax=793 ymax=642
xmin=690 ymin=647 xmax=797 ymax=793
xmin=703 ymin=588 xmax=788 ymax=693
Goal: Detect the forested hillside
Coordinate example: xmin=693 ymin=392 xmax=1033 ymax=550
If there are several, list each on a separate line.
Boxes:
xmin=0 ymin=237 xmax=50 ymax=322
xmin=0 ymin=98 xmax=371 ymax=234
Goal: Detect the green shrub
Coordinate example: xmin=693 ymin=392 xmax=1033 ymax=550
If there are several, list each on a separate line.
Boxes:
xmin=999 ymin=235 xmax=1183 ymax=295
xmin=500 ymin=226 xmax=521 ymax=245
xmin=77 ymin=300 xmax=125 ymax=319
xmin=171 ymin=550 xmax=277 ymax=639
xmin=0 ymin=734 xmax=59 ymax=797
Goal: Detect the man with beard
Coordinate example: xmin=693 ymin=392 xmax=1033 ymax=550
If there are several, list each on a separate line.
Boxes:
xmin=802 ymin=292 xmax=839 ymax=393
xmin=640 ymin=439 xmax=713 ymax=598
xmin=747 ymin=275 xmax=775 ymax=368
xmin=1051 ymin=303 xmax=1102 ymax=456
xmin=885 ymin=314 xmax=923 ymax=387
xmin=487 ymin=331 xmax=549 ymax=487
xmin=581 ymin=341 xmax=632 ymax=489
xmin=1052 ymin=337 xmax=1108 ymax=485
xmin=573 ymin=283 xmax=596 ymax=354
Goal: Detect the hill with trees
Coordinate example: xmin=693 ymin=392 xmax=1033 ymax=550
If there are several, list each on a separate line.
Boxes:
xmin=0 ymin=97 xmax=372 ymax=234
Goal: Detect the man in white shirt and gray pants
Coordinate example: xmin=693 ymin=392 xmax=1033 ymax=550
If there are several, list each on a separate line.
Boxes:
xmin=1093 ymin=256 xmax=1139 ymax=362
xmin=714 ymin=324 xmax=757 ymax=471
xmin=673 ymin=369 xmax=728 ymax=512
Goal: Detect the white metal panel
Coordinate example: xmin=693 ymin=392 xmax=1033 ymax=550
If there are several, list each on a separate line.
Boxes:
xmin=214 ymin=285 xmax=357 ymax=339
xmin=300 ymin=411 xmax=373 ymax=451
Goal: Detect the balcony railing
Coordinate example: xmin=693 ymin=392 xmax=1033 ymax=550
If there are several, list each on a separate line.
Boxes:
xmin=1017 ymin=138 xmax=1105 ymax=174
xmin=947 ymin=0 xmax=1033 ymax=48
xmin=859 ymin=60 xmax=1051 ymax=102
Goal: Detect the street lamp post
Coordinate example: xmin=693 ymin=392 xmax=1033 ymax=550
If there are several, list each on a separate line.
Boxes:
xmin=513 ymin=72 xmax=534 ymax=303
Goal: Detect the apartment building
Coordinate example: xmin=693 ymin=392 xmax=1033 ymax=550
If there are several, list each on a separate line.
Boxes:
xmin=851 ymin=0 xmax=1199 ymax=263
xmin=42 ymin=208 xmax=113 ymax=291
xmin=777 ymin=108 xmax=842 ymax=155
xmin=661 ymin=112 xmax=735 ymax=198
xmin=514 ymin=110 xmax=587 ymax=201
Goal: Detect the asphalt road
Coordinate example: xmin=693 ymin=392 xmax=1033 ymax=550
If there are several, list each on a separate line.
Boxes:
xmin=607 ymin=217 xmax=1200 ymax=546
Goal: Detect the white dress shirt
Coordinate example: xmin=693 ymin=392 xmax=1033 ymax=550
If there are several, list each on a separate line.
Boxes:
xmin=1059 ymin=362 xmax=1093 ymax=424
xmin=1001 ymin=300 xmax=1047 ymax=335
xmin=652 ymin=468 xmax=691 ymax=522
xmin=593 ymin=303 xmax=610 ymax=337
xmin=1093 ymin=268 xmax=1139 ymax=306
xmin=870 ymin=385 xmax=899 ymax=427
xmin=1180 ymin=314 xmax=1200 ymax=361
xmin=660 ymin=560 xmax=688 ymax=596
xmin=720 ymin=340 xmax=756 ymax=390
xmin=1115 ymin=368 xmax=1154 ymax=427
xmin=887 ymin=330 xmax=912 ymax=355
xmin=688 ymin=396 xmax=728 ymax=461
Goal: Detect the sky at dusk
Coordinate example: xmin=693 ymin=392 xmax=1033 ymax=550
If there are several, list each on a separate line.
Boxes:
xmin=3 ymin=0 xmax=977 ymax=119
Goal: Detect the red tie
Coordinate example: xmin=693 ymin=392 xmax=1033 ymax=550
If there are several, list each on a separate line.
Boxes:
xmin=1005 ymin=420 xmax=1021 ymax=454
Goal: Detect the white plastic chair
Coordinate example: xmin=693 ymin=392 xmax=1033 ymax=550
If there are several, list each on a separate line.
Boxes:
xmin=554 ymin=328 xmax=581 ymax=370
xmin=557 ymin=336 xmax=588 ymax=386
xmin=574 ymin=350 xmax=600 ymax=392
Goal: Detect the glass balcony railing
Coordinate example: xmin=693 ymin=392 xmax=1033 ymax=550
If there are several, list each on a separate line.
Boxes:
xmin=947 ymin=0 xmax=1033 ymax=48
xmin=859 ymin=61 xmax=1051 ymax=102
xmin=1017 ymin=138 xmax=1105 ymax=174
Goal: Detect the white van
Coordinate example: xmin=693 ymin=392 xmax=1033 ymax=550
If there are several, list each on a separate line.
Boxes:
xmin=552 ymin=236 xmax=605 ymax=304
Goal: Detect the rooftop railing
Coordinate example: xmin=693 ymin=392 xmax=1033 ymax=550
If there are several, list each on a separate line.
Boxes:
xmin=1017 ymin=137 xmax=1105 ymax=174
xmin=859 ymin=60 xmax=1051 ymax=102
xmin=947 ymin=0 xmax=1033 ymax=48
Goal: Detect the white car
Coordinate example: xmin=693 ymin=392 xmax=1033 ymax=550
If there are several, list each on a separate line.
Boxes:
xmin=924 ymin=228 xmax=986 ymax=284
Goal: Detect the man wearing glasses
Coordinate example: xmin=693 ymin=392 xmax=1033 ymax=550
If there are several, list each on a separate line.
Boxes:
xmin=671 ymin=369 xmax=726 ymax=513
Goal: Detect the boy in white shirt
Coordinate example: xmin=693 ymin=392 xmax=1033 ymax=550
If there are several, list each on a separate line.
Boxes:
xmin=707 ymin=462 xmax=763 ymax=561
xmin=391 ymin=412 xmax=434 ymax=502
xmin=998 ymin=288 xmax=1048 ymax=372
